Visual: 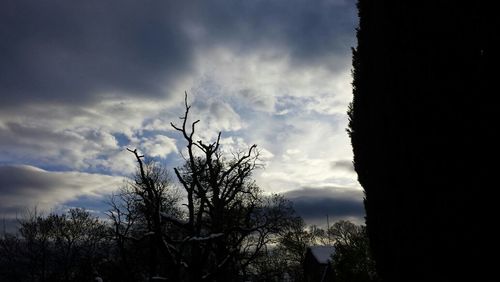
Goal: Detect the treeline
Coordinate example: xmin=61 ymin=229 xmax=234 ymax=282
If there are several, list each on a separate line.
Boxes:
xmin=0 ymin=209 xmax=374 ymax=282
xmin=0 ymin=208 xmax=109 ymax=282
xmin=1 ymin=96 xmax=375 ymax=282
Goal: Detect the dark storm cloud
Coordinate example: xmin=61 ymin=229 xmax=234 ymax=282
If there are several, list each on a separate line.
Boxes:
xmin=0 ymin=165 xmax=59 ymax=192
xmin=0 ymin=165 xmax=64 ymax=215
xmin=0 ymin=165 xmax=123 ymax=218
xmin=284 ymin=186 xmax=365 ymax=225
xmin=0 ymin=0 xmax=192 ymax=108
xmin=0 ymin=0 xmax=356 ymax=109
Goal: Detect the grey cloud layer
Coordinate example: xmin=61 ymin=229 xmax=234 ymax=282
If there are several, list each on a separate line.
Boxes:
xmin=1 ymin=0 xmax=355 ymax=109
xmin=1 ymin=0 xmax=191 ymax=108
xmin=0 ymin=165 xmax=124 ymax=218
xmin=0 ymin=121 xmax=119 ymax=169
xmin=284 ymin=187 xmax=365 ymax=225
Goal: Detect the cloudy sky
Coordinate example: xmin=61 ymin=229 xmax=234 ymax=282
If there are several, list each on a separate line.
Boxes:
xmin=0 ymin=0 xmax=363 ymax=227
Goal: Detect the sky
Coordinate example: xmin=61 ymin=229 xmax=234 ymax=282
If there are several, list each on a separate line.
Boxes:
xmin=0 ymin=0 xmax=363 ymax=228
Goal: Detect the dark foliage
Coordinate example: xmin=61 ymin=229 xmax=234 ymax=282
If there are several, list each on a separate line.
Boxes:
xmin=349 ymin=1 xmax=498 ymax=281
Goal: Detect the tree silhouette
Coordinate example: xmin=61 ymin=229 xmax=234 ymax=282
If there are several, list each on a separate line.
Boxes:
xmin=114 ymin=93 xmax=299 ymax=282
xmin=330 ymin=221 xmax=376 ymax=282
xmin=349 ymin=1 xmax=498 ymax=281
xmin=0 ymin=208 xmax=109 ymax=282
xmin=168 ymin=93 xmax=298 ymax=281
xmin=107 ymin=159 xmax=181 ymax=281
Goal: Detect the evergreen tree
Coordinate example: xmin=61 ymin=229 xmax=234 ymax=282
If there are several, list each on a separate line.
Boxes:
xmin=349 ymin=1 xmax=498 ymax=281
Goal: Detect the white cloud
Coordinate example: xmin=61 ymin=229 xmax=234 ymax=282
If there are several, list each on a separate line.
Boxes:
xmin=176 ymin=99 xmax=247 ymax=143
xmin=141 ymin=135 xmax=178 ymax=158
xmin=202 ymin=101 xmax=244 ymax=133
xmin=251 ymin=114 xmax=358 ymax=193
xmin=91 ymin=149 xmax=137 ymax=176
xmin=175 ymin=45 xmax=359 ymax=195
xmin=190 ymin=45 xmax=352 ymax=115
xmin=0 ymin=96 xmax=188 ymax=174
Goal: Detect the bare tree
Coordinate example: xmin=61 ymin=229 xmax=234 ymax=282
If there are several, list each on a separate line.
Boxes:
xmin=117 ymin=93 xmax=298 ymax=281
xmin=329 ymin=221 xmax=378 ymax=282
xmin=253 ymin=216 xmax=312 ymax=282
xmin=167 ymin=93 xmax=298 ymax=281
xmin=17 ymin=208 xmax=52 ymax=282
xmin=0 ymin=228 xmax=23 ymax=281
xmin=107 ymin=159 xmax=181 ymax=281
xmin=49 ymin=208 xmax=108 ymax=281
xmin=7 ymin=208 xmax=109 ymax=282
xmin=328 ymin=220 xmax=360 ymax=246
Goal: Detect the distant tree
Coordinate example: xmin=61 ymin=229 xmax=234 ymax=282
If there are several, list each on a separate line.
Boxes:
xmin=329 ymin=221 xmax=377 ymax=282
xmin=327 ymin=220 xmax=359 ymax=246
xmin=17 ymin=208 xmax=53 ymax=281
xmin=107 ymin=159 xmax=181 ymax=281
xmin=0 ymin=231 xmax=23 ymax=281
xmin=48 ymin=208 xmax=109 ymax=282
xmin=271 ymin=217 xmax=315 ymax=281
xmin=270 ymin=220 xmax=376 ymax=282
xmin=0 ymin=208 xmax=109 ymax=282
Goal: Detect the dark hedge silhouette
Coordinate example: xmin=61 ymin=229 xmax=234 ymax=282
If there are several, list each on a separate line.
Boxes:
xmin=349 ymin=1 xmax=498 ymax=281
